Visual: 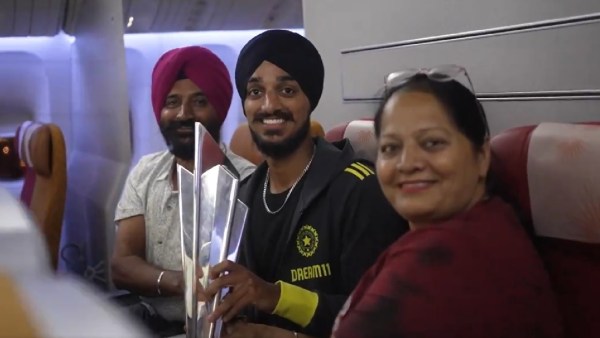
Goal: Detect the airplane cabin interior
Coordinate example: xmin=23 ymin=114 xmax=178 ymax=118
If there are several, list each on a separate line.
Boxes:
xmin=0 ymin=0 xmax=599 ymax=336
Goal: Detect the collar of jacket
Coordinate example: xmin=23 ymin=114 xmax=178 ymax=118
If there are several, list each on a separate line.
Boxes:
xmin=238 ymin=136 xmax=355 ymax=210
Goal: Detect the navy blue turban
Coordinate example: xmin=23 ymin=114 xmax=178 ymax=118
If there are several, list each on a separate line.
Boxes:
xmin=235 ymin=30 xmax=325 ymax=112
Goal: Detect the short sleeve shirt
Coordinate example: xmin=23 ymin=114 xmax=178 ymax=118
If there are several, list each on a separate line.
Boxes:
xmin=114 ymin=147 xmax=255 ymax=321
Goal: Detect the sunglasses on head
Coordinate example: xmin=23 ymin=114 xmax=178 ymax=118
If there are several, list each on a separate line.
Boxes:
xmin=384 ymin=64 xmax=477 ymax=95
xmin=384 ymin=64 xmax=489 ymax=136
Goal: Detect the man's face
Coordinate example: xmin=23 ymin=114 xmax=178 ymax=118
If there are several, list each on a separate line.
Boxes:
xmin=159 ymin=79 xmax=221 ymax=160
xmin=243 ymin=61 xmax=312 ymax=159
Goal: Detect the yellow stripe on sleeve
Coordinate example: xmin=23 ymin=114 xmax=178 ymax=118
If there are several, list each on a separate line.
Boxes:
xmin=350 ymin=162 xmax=372 ymax=177
xmin=272 ymin=281 xmax=319 ymax=327
xmin=354 ymin=162 xmax=375 ymax=175
xmin=344 ymin=167 xmax=365 ymax=180
xmin=0 ymin=273 xmax=39 ymax=338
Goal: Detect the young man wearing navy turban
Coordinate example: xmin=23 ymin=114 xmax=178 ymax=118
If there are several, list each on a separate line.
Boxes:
xmin=111 ymin=46 xmax=255 ymax=337
xmin=202 ymin=30 xmax=409 ymax=338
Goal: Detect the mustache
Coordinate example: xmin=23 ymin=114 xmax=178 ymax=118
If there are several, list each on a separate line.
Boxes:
xmin=253 ymin=110 xmax=294 ymax=122
xmin=162 ymin=119 xmax=195 ymax=132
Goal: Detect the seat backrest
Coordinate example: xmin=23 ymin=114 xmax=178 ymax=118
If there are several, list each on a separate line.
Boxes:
xmin=229 ymin=122 xmax=264 ymax=165
xmin=15 ymin=121 xmax=67 ymax=270
xmin=229 ymin=119 xmax=325 ymax=165
xmin=325 ymin=119 xmax=377 ymax=163
xmin=490 ymin=122 xmax=600 ymax=338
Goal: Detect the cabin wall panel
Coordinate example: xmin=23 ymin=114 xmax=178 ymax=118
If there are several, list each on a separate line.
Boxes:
xmin=0 ymin=52 xmax=48 ymax=134
xmin=124 ymin=48 xmax=156 ymax=168
xmin=42 ymin=59 xmax=73 ymax=149
xmin=61 ymin=0 xmax=130 ymax=289
xmin=0 ymin=35 xmax=73 ymax=149
xmin=303 ymin=0 xmax=600 ymax=130
xmin=340 ymin=19 xmax=600 ymax=100
xmin=484 ymin=99 xmax=600 ymax=136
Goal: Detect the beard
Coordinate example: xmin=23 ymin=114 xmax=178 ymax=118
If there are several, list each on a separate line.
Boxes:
xmin=249 ymin=110 xmax=311 ymax=160
xmin=159 ymin=119 xmax=221 ymax=161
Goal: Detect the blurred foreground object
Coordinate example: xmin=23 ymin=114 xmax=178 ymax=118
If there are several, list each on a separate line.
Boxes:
xmin=0 ymin=187 xmax=149 ymax=337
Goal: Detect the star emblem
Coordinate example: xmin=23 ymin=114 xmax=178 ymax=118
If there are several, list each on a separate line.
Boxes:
xmin=303 ymin=235 xmax=311 ymax=247
xmin=296 ymin=225 xmax=319 ymax=257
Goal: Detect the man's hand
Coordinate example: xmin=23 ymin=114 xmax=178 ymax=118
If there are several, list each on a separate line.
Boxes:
xmin=204 ymin=260 xmax=280 ymax=323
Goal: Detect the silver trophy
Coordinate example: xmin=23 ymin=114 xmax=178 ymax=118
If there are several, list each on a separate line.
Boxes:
xmin=178 ymin=122 xmax=249 ymax=338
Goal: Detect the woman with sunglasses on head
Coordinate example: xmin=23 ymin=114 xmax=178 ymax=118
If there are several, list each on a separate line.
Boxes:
xmin=331 ymin=66 xmax=563 ymax=338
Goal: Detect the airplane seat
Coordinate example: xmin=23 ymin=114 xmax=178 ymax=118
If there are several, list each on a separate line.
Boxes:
xmin=15 ymin=121 xmax=67 ymax=270
xmin=325 ymin=119 xmax=377 ymax=163
xmin=310 ymin=119 xmax=325 ymax=139
xmin=229 ymin=119 xmax=325 ymax=165
xmin=229 ymin=122 xmax=264 ymax=165
xmin=490 ymin=121 xmax=600 ymax=338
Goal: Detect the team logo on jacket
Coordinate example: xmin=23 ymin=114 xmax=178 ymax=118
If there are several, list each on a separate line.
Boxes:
xmin=296 ymin=224 xmax=319 ymax=257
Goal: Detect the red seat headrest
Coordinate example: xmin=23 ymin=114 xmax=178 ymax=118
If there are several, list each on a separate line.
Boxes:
xmin=491 ymin=121 xmax=600 ymax=338
xmin=16 ymin=121 xmax=52 ymax=177
xmin=491 ymin=122 xmax=600 ymax=241
xmin=325 ymin=119 xmax=376 ymax=163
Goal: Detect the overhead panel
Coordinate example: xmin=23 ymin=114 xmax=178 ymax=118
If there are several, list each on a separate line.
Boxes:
xmin=263 ymin=0 xmax=303 ymax=29
xmin=12 ymin=0 xmax=32 ymax=36
xmin=121 ymin=0 xmax=302 ymax=33
xmin=122 ymin=0 xmax=161 ymax=33
xmin=0 ymin=1 xmax=15 ymax=36
xmin=0 ymin=0 xmax=64 ymax=37
xmin=225 ymin=0 xmax=278 ymax=30
xmin=0 ymin=0 xmax=302 ymax=37
xmin=201 ymin=0 xmax=233 ymax=31
xmin=188 ymin=0 xmax=215 ymax=31
xmin=160 ymin=0 xmax=196 ymax=32
xmin=30 ymin=0 xmax=65 ymax=36
xmin=62 ymin=0 xmax=82 ymax=35
xmin=150 ymin=0 xmax=175 ymax=31
xmin=123 ymin=0 xmax=208 ymax=33
xmin=223 ymin=0 xmax=302 ymax=30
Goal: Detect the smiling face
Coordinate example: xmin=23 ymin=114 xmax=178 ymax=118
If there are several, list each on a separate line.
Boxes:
xmin=375 ymin=90 xmax=490 ymax=227
xmin=159 ymin=78 xmax=220 ymax=160
xmin=243 ymin=61 xmax=312 ymax=159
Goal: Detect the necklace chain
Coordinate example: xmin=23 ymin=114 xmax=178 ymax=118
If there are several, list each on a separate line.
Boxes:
xmin=262 ymin=147 xmax=316 ymax=215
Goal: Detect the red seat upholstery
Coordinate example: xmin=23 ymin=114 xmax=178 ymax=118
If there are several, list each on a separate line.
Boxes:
xmin=490 ymin=122 xmax=600 ymax=338
xmin=325 ymin=119 xmax=377 ymax=163
xmin=15 ymin=121 xmax=67 ymax=270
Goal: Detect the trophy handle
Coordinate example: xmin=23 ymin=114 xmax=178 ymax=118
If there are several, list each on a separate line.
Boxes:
xmin=178 ymin=165 xmax=199 ymax=338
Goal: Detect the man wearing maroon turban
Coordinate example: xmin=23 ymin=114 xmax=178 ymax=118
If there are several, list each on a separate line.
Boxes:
xmin=111 ymin=46 xmax=255 ymax=337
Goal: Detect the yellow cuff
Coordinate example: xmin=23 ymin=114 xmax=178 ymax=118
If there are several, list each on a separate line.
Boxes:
xmin=272 ymin=281 xmax=319 ymax=327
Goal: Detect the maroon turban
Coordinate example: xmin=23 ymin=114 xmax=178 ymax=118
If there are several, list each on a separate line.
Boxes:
xmin=151 ymin=46 xmax=232 ymax=124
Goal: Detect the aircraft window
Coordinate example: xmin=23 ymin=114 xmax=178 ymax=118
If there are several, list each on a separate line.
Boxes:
xmin=0 ymin=136 xmax=25 ymax=180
